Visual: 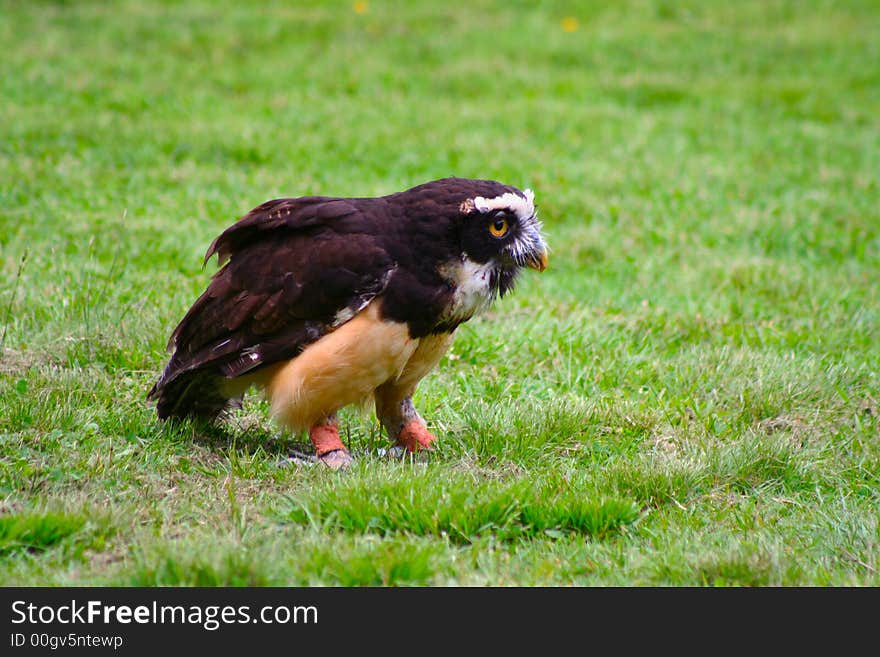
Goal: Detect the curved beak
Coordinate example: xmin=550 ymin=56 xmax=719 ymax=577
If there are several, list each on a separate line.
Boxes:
xmin=528 ymin=250 xmax=548 ymax=272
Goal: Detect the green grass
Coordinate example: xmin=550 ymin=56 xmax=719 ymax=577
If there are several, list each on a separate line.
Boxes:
xmin=1 ymin=0 xmax=878 ymax=586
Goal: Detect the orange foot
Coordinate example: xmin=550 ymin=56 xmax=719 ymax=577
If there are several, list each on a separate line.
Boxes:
xmin=309 ymin=424 xmax=352 ymax=470
xmin=395 ymin=420 xmax=437 ymax=452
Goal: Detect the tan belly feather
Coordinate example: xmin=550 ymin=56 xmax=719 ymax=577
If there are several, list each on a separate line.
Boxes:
xmin=247 ymin=302 xmax=419 ymax=432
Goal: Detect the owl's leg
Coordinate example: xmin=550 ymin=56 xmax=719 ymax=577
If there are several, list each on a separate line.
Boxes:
xmin=309 ymin=414 xmax=352 ymax=470
xmin=374 ymin=385 xmax=436 ymax=452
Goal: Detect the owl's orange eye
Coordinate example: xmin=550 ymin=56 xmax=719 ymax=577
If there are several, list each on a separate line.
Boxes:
xmin=489 ymin=217 xmax=509 ymax=238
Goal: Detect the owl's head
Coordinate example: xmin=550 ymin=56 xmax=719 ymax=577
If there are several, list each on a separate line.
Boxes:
xmin=393 ymin=177 xmax=548 ymax=321
xmin=373 ymin=177 xmax=550 ymax=331
xmin=457 ymin=183 xmax=547 ymax=288
xmin=396 ymin=177 xmax=549 ymax=328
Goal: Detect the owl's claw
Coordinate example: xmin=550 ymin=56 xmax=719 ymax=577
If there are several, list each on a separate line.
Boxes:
xmin=317 ymin=448 xmax=353 ymax=470
xmin=281 ymin=447 xmax=352 ymax=469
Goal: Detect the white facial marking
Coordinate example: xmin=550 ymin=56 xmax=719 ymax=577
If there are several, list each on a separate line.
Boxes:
xmin=467 ymin=188 xmax=547 ymax=269
xmin=472 ymin=189 xmax=535 ymax=222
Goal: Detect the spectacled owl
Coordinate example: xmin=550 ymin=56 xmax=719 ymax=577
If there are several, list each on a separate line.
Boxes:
xmin=148 ymin=177 xmax=548 ymax=468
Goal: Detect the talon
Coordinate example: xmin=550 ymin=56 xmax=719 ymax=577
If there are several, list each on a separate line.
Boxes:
xmin=318 ymin=448 xmax=353 ymax=470
xmin=281 ymin=449 xmax=317 ymax=468
xmin=381 ymin=445 xmax=407 ymax=459
xmin=395 ymin=420 xmax=437 ymax=452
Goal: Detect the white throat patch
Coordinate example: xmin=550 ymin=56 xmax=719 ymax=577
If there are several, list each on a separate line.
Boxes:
xmin=472 ymin=189 xmax=535 ymax=221
xmin=439 ymin=258 xmax=496 ymax=324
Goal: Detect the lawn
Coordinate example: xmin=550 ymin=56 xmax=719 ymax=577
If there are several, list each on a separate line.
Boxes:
xmin=1 ymin=0 xmax=878 ymax=586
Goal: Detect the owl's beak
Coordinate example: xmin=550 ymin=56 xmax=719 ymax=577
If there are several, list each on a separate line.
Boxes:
xmin=527 ymin=250 xmax=548 ymax=272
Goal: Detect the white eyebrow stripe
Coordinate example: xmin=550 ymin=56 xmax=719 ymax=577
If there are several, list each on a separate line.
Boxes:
xmin=472 ymin=189 xmax=535 ymax=221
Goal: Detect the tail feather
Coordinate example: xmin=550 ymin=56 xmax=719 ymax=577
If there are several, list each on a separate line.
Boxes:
xmin=148 ymin=369 xmax=235 ymax=421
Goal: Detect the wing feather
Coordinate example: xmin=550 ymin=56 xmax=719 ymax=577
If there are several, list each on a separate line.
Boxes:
xmin=204 ymin=197 xmax=360 ymax=265
xmin=148 ymin=197 xmax=395 ymax=404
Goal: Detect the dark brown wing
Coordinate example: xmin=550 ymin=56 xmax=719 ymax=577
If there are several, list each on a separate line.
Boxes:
xmin=148 ymin=197 xmax=395 ymax=418
xmin=205 ymin=196 xmax=361 ymax=266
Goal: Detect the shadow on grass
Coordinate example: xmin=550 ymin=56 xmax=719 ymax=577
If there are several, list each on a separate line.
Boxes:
xmin=155 ymin=414 xmax=307 ymax=459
